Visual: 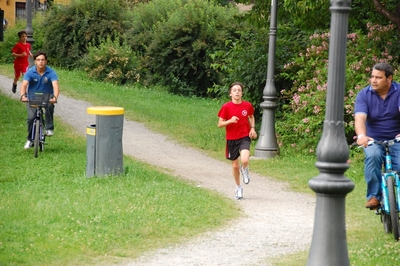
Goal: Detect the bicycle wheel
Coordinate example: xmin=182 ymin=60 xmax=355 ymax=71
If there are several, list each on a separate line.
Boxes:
xmin=40 ymin=110 xmax=46 ymax=152
xmin=34 ymin=119 xmax=40 ymax=158
xmin=39 ymin=128 xmax=44 ymax=152
xmin=382 ymin=212 xmax=392 ymax=233
xmin=387 ymin=175 xmax=399 ymax=240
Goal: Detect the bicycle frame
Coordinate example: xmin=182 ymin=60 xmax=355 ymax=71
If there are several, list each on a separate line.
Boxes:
xmin=380 ymin=145 xmax=399 ymax=214
xmin=27 ymin=92 xmax=51 ymax=158
xmin=29 ymin=106 xmax=46 ymax=158
xmin=30 ymin=107 xmax=46 ymax=142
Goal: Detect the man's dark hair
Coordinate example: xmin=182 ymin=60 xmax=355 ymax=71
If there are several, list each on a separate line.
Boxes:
xmin=33 ymin=51 xmax=47 ymax=60
xmin=17 ymin=30 xmax=27 ymax=38
xmin=372 ymin=62 xmax=393 ymax=78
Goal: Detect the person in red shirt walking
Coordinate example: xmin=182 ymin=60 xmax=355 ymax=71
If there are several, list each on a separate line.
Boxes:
xmin=218 ymin=82 xmax=257 ymax=200
xmin=11 ymin=30 xmax=32 ymax=93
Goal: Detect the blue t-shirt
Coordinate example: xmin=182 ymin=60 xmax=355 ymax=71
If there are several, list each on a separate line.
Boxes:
xmin=354 ymin=82 xmax=400 ymax=140
xmin=24 ymin=65 xmax=58 ymax=97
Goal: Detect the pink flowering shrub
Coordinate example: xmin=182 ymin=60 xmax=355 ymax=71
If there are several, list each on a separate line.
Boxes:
xmin=277 ymin=24 xmax=399 ymax=153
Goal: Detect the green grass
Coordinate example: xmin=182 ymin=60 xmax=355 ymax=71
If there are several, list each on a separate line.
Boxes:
xmin=2 ymin=63 xmax=400 ymax=265
xmin=0 ymin=88 xmax=240 ymax=265
xmin=265 ymin=153 xmax=400 ymax=265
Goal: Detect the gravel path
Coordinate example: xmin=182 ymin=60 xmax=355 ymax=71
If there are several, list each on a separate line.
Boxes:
xmin=0 ymin=74 xmax=316 ymax=265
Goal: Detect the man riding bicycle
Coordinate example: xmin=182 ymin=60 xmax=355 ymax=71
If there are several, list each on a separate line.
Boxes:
xmin=20 ymin=51 xmax=59 ymax=150
xmin=354 ymin=62 xmax=400 ymax=209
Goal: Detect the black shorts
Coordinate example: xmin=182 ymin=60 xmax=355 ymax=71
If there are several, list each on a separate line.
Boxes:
xmin=226 ymin=137 xmax=251 ymax=161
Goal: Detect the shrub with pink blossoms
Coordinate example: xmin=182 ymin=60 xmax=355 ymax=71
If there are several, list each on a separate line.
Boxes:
xmin=277 ymin=24 xmax=399 ymax=154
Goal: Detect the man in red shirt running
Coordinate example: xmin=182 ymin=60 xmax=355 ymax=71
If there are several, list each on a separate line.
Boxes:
xmin=11 ymin=30 xmax=32 ymax=93
xmin=218 ymin=82 xmax=257 ymax=200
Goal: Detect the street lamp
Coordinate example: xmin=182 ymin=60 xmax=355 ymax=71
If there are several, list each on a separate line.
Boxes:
xmin=254 ymin=0 xmax=279 ymax=159
xmin=307 ymin=1 xmax=354 ymax=265
xmin=26 ymin=0 xmax=35 ymax=67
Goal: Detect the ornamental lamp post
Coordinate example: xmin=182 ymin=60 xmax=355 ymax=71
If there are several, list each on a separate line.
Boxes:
xmin=254 ymin=0 xmax=279 ymax=159
xmin=307 ymin=0 xmax=354 ymax=265
xmin=26 ymin=0 xmax=35 ymax=67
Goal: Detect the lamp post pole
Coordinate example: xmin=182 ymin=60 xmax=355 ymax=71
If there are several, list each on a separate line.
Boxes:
xmin=254 ymin=0 xmax=279 ymax=159
xmin=26 ymin=0 xmax=34 ymax=67
xmin=307 ymin=1 xmax=354 ymax=265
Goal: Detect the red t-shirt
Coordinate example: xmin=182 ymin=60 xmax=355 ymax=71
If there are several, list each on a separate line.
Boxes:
xmin=12 ymin=42 xmax=31 ymax=67
xmin=218 ymin=101 xmax=254 ymax=140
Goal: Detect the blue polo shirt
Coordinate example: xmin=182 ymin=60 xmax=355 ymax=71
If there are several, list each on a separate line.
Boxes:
xmin=24 ymin=65 xmax=58 ymax=97
xmin=354 ymin=82 xmax=400 ymax=140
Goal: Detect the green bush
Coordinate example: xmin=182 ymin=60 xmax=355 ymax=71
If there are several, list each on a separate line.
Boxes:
xmin=209 ymin=27 xmax=269 ymax=112
xmin=209 ymin=23 xmax=309 ymax=121
xmin=41 ymin=0 xmax=130 ymax=68
xmin=31 ymin=13 xmax=46 ymax=53
xmin=81 ymin=36 xmax=139 ymax=85
xmin=127 ymin=0 xmax=185 ymax=61
xmin=277 ymin=23 xmax=400 ymax=154
xmin=0 ymin=25 xmax=19 ymax=64
xmin=128 ymin=0 xmax=241 ymax=96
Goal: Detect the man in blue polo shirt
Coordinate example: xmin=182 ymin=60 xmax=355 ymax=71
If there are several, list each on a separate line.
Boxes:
xmin=20 ymin=51 xmax=60 ymax=150
xmin=355 ymin=62 xmax=400 ymax=209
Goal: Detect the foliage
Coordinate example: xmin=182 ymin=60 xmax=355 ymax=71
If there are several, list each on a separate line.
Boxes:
xmin=127 ymin=0 xmax=187 ymax=61
xmin=234 ymin=0 xmax=395 ymax=37
xmin=81 ymin=35 xmax=140 ymax=85
xmin=127 ymin=0 xmax=242 ymax=97
xmin=349 ymin=0 xmax=387 ymax=34
xmin=277 ymin=23 xmax=400 ymax=154
xmin=233 ymin=0 xmax=329 ymax=30
xmin=31 ymin=13 xmax=46 ymax=54
xmin=40 ymin=0 xmax=130 ymax=68
xmin=214 ymin=0 xmax=234 ymax=5
xmin=209 ymin=27 xmax=269 ymax=118
xmin=209 ymin=23 xmax=309 ymax=120
xmin=0 ymin=24 xmax=19 ymax=64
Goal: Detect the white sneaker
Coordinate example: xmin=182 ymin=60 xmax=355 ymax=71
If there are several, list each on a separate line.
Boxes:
xmin=235 ymin=186 xmax=243 ymax=200
xmin=46 ymin=130 xmax=54 ymax=136
xmin=241 ymin=165 xmax=251 ymax=184
xmin=24 ymin=140 xmax=33 ymax=150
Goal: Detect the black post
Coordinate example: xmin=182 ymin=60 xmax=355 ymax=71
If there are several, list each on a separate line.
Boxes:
xmin=26 ymin=0 xmax=35 ymax=67
xmin=254 ymin=0 xmax=279 ymax=159
xmin=307 ymin=1 xmax=354 ymax=265
xmin=0 ymin=9 xmax=4 ymax=42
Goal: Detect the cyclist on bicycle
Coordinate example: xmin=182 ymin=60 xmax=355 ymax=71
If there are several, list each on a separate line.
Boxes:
xmin=20 ymin=51 xmax=59 ymax=149
xmin=354 ymin=62 xmax=400 ymax=209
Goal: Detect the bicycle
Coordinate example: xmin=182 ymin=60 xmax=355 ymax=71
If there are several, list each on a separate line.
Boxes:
xmin=360 ymin=138 xmax=400 ymax=241
xmin=25 ymin=92 xmax=51 ymax=158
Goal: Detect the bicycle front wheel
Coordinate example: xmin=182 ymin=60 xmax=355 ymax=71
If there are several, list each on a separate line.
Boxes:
xmin=387 ymin=175 xmax=399 ymax=240
xmin=382 ymin=212 xmax=392 ymax=233
xmin=34 ymin=119 xmax=40 ymax=158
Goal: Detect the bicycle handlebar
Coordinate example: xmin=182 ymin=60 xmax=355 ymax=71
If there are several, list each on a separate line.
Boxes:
xmin=367 ymin=137 xmax=400 ymax=147
xmin=351 ymin=137 xmax=400 ymax=148
xmin=21 ymin=93 xmax=57 ymax=105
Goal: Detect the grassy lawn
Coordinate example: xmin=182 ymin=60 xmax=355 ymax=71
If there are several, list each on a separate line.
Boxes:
xmin=0 ymin=66 xmax=239 ymax=265
xmin=2 ymin=64 xmax=400 ymax=265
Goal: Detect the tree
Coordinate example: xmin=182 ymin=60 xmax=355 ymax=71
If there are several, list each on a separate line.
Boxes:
xmin=234 ymin=0 xmax=400 ymax=36
xmin=42 ymin=0 xmax=130 ymax=68
xmin=372 ymin=0 xmax=400 ymax=37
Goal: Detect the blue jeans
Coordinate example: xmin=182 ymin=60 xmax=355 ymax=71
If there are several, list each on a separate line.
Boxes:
xmin=363 ymin=142 xmax=400 ymax=200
